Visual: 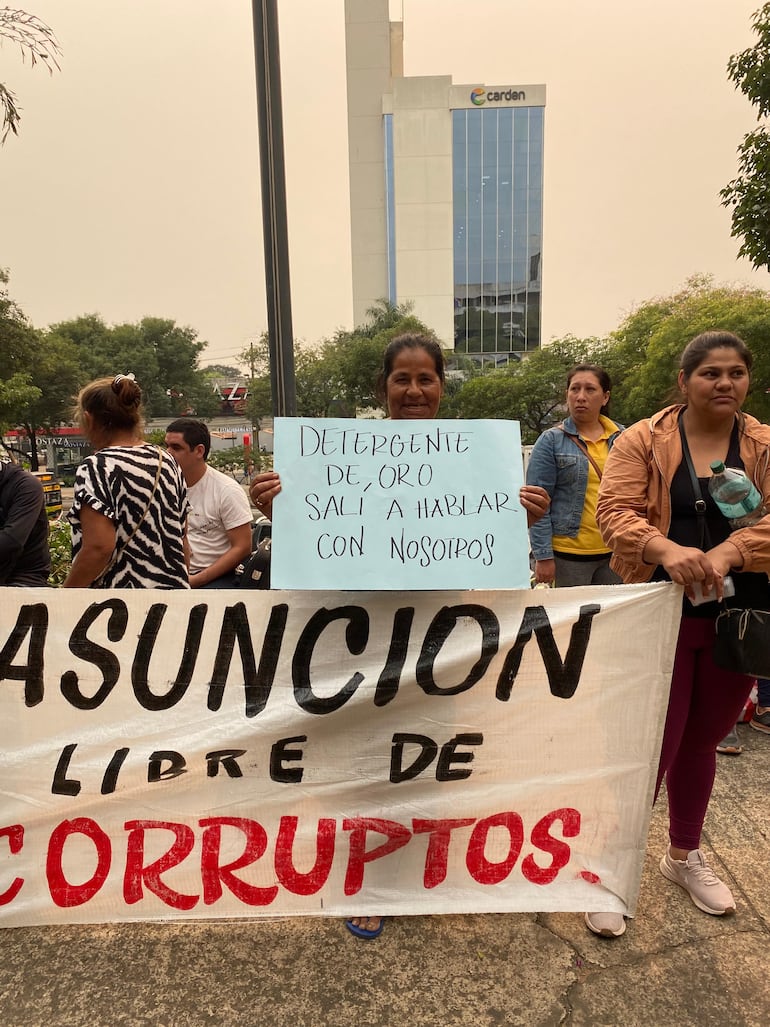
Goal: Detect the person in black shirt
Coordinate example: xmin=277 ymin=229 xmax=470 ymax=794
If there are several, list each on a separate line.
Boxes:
xmin=0 ymin=459 xmax=51 ymax=586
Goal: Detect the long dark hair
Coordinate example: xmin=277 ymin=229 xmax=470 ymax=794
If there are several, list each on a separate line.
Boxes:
xmin=566 ymin=364 xmax=612 ymax=416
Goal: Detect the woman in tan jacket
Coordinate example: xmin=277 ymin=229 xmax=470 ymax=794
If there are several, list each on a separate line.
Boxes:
xmin=589 ymin=330 xmax=770 ymax=938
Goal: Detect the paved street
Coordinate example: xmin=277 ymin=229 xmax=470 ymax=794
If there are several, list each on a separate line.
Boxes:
xmin=1 ymin=722 xmax=767 ymax=1026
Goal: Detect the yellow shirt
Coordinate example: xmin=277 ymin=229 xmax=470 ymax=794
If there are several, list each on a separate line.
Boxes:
xmin=552 ymin=424 xmax=615 ymax=556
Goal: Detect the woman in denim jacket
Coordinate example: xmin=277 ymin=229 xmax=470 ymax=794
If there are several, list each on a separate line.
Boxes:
xmin=526 ymin=365 xmax=623 ymax=587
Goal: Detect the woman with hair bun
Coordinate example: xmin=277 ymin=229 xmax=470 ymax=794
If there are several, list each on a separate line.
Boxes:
xmin=63 ymin=374 xmax=190 ymax=589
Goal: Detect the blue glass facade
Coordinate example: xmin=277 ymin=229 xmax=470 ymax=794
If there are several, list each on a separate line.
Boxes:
xmin=452 ymin=106 xmax=543 ymax=366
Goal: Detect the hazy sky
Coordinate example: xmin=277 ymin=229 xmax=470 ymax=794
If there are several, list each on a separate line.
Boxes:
xmin=2 ymin=0 xmax=769 ymax=368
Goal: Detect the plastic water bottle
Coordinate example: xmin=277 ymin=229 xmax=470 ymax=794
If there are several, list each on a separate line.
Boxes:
xmin=708 ymin=461 xmax=767 ymax=528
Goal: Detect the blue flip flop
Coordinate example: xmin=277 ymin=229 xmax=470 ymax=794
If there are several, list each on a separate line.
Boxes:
xmin=344 ymin=916 xmax=386 ymax=939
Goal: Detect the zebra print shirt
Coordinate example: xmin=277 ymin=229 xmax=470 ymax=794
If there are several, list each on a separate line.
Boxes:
xmin=68 ymin=444 xmax=190 ymax=588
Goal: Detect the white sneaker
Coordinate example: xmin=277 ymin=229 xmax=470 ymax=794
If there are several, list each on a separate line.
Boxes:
xmin=659 ymin=847 xmax=736 ymax=915
xmin=584 ymin=911 xmax=626 ymax=937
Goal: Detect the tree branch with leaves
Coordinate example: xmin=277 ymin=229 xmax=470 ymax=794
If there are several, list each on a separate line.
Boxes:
xmin=720 ymin=3 xmax=770 ymax=269
xmin=1 ymin=6 xmax=60 ymax=142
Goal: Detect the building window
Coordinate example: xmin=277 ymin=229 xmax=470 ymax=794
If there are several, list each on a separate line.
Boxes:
xmin=453 ymin=105 xmax=543 ymax=366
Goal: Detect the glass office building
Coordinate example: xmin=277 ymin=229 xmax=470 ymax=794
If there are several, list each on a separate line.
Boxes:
xmin=346 ymin=1 xmax=545 ymax=365
xmin=452 ymin=106 xmax=544 ymax=366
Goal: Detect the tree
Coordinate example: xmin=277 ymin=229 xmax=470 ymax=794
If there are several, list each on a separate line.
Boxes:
xmin=0 ymin=269 xmax=81 ymax=465
xmin=201 ymin=363 xmax=240 ymax=380
xmin=453 ymin=337 xmax=598 ymax=443
xmin=720 ymin=3 xmax=770 ymax=269
xmin=359 ymin=298 xmax=416 ymax=338
xmin=11 ymin=333 xmax=80 ymax=468
xmin=293 ymin=342 xmax=339 ymax=417
xmin=138 ymin=317 xmax=218 ymax=418
xmin=239 ymin=302 xmax=441 ymax=422
xmin=49 ymin=314 xmax=219 ymax=419
xmin=321 ymin=300 xmax=439 ymax=412
xmin=0 ymin=267 xmax=41 ymax=442
xmin=236 ymin=334 xmax=272 ymax=470
xmin=605 ymin=276 xmax=770 ymax=425
xmin=1 ymin=7 xmax=60 ymax=143
xmin=0 ymin=372 xmax=39 ymax=434
xmin=0 ymin=265 xmax=36 ymax=371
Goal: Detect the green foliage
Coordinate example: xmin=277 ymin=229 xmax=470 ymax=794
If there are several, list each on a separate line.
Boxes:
xmin=13 ymin=334 xmax=81 ymax=467
xmin=727 ymin=3 xmax=770 ymax=116
xmin=207 ymin=444 xmax=247 ymax=471
xmin=721 ymin=4 xmax=770 ymax=269
xmin=6 ymin=261 xmax=769 ymax=466
xmin=607 ymin=276 xmax=770 ymax=425
xmin=293 ymin=343 xmax=337 ymax=417
xmin=237 ymin=333 xmax=273 ymax=434
xmin=47 ymin=517 xmax=71 ymax=587
xmin=144 ymin=429 xmax=168 ymax=448
xmin=453 ymin=336 xmax=599 ymax=443
xmin=449 ymin=276 xmax=770 ymax=437
xmin=238 ymin=301 xmax=439 ymax=419
xmin=0 ymin=266 xmax=36 ymax=373
xmin=720 ymin=128 xmax=770 ymax=269
xmin=47 ymin=314 xmax=218 ymax=419
xmin=317 ymin=301 xmax=438 ymax=413
xmin=0 ymin=372 xmax=40 ymax=429
xmin=207 ymin=445 xmax=272 ymax=475
xmin=202 ymin=363 xmax=240 ymax=379
xmin=0 ymin=270 xmax=80 ymax=465
xmin=1 ymin=274 xmax=220 ymax=462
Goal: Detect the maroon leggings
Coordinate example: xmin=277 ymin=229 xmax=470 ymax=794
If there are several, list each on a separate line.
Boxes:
xmin=656 ymin=616 xmax=754 ymax=851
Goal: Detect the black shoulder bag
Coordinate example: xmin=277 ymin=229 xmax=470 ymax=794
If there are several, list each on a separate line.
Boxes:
xmin=679 ymin=418 xmax=770 ymax=677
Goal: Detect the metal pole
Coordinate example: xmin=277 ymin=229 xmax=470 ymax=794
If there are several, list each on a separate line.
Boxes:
xmin=251 ymin=0 xmax=296 ymax=417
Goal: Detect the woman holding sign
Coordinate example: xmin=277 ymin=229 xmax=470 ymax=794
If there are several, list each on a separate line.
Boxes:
xmin=250 ymin=334 xmax=550 ymax=526
xmin=250 ymin=332 xmax=550 ymax=940
xmin=526 ymin=364 xmax=623 ymax=587
xmin=594 ymin=331 xmax=770 ymax=938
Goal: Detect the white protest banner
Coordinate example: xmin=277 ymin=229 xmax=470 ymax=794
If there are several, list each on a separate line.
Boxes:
xmin=0 ymin=583 xmax=679 ymax=928
xmin=271 ymin=417 xmax=530 ymax=589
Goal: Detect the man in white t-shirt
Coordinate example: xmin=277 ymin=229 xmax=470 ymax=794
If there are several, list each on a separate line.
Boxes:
xmin=165 ymin=418 xmax=253 ymax=588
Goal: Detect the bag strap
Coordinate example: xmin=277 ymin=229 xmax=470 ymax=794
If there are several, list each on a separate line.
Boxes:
xmin=92 ymin=449 xmax=164 ymax=586
xmin=557 ymin=423 xmax=605 ymax=481
xmin=678 ymin=417 xmax=712 ymax=551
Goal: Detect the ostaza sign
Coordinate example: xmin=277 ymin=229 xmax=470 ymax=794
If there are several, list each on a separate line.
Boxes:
xmin=0 ymin=584 xmax=679 ymax=927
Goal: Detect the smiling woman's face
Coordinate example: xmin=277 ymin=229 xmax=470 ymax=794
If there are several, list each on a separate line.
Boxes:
xmin=386 ymin=347 xmax=444 ymax=420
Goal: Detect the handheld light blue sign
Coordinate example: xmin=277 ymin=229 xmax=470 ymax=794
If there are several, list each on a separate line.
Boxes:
xmin=271 ymin=418 xmax=530 ymax=590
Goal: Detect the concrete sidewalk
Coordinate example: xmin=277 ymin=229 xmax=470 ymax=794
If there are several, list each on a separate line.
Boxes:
xmin=1 ymin=724 xmax=767 ymax=1026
